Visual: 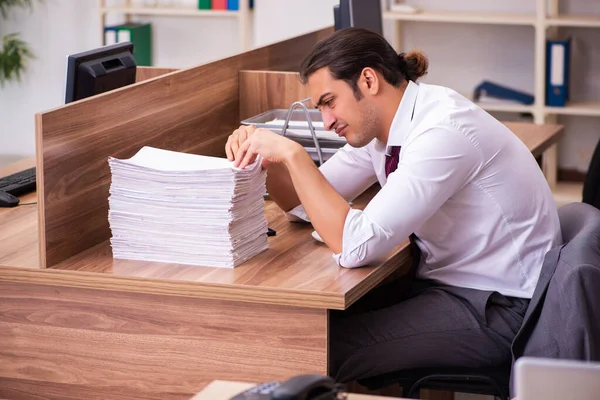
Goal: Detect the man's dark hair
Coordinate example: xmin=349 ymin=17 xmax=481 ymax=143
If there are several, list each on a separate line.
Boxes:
xmin=300 ymin=28 xmax=428 ymax=100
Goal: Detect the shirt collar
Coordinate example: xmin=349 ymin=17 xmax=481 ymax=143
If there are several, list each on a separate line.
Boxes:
xmin=386 ymin=80 xmax=419 ymax=148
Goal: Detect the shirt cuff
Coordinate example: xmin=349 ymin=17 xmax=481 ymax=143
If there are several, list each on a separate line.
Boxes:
xmin=286 ymin=204 xmax=310 ymax=222
xmin=332 ymin=208 xmax=376 ymax=268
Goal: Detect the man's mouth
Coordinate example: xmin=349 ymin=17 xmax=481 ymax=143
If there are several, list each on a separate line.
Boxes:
xmin=335 ymin=125 xmax=348 ymax=136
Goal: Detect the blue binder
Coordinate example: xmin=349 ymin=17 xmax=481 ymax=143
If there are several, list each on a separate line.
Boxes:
xmin=546 ymin=38 xmax=571 ymax=107
xmin=473 ymin=81 xmax=535 ymax=105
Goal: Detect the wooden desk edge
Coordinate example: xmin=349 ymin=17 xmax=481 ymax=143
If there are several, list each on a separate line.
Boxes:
xmin=532 ymin=124 xmax=564 ymax=158
xmin=0 ymin=260 xmax=406 ymax=310
xmin=345 ymin=244 xmax=412 ymax=307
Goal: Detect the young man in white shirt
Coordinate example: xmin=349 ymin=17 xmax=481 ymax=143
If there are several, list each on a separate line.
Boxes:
xmin=225 ymin=28 xmax=561 ymax=382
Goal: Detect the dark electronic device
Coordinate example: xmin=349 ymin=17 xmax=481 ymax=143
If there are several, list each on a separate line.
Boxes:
xmin=335 ymin=0 xmax=383 ymax=36
xmin=229 ymin=374 xmax=341 ymax=400
xmin=0 ymin=191 xmax=19 ymax=208
xmin=0 ymin=167 xmax=36 ymax=207
xmin=65 ymin=41 xmax=137 ymax=103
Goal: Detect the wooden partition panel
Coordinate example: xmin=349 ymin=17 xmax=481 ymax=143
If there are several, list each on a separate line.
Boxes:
xmin=36 ymin=28 xmax=332 ymax=268
xmin=239 ymin=71 xmax=311 ymax=120
xmin=135 ymin=66 xmax=179 ymax=83
xmin=0 ymin=281 xmax=327 ymax=399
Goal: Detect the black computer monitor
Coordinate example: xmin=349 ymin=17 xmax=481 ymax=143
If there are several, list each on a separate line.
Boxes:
xmin=333 ymin=5 xmax=342 ymax=30
xmin=335 ymin=0 xmax=383 ymax=36
xmin=65 ymin=42 xmax=137 ymax=104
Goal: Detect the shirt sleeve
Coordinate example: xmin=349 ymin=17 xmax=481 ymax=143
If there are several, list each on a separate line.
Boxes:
xmin=334 ymin=125 xmax=483 ymax=268
xmin=285 ymin=143 xmax=378 ymax=222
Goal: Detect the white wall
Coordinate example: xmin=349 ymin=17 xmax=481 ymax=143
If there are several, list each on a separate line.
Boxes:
xmin=1 ymin=0 xmax=599 ymax=174
xmin=390 ymin=0 xmax=600 ymax=173
xmin=0 ymin=0 xmax=99 ymax=164
xmin=253 ymin=0 xmax=339 ymax=47
xmin=120 ymin=0 xmax=242 ymax=68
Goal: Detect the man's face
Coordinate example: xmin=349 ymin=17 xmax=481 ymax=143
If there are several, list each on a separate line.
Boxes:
xmin=308 ymin=67 xmax=381 ymax=148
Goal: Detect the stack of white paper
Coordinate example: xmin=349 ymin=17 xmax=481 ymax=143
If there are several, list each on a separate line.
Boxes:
xmin=107 ymin=146 xmax=268 ymax=268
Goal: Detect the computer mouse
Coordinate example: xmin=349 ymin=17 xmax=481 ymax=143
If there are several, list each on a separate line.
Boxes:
xmin=0 ymin=191 xmax=19 ymax=207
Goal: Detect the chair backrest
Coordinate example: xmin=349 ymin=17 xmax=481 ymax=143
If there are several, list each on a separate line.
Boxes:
xmin=513 ymin=202 xmax=600 ymax=360
xmin=559 ymin=201 xmax=600 ymax=244
xmin=510 ymin=202 xmax=600 ymax=396
xmin=583 ymin=138 xmax=600 ymax=209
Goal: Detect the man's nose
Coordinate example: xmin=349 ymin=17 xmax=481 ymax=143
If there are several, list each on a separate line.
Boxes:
xmin=322 ymin=111 xmax=336 ymax=131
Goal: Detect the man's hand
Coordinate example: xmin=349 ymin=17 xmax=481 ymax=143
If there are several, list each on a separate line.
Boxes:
xmin=225 ymin=125 xmax=257 ymax=162
xmin=226 ymin=125 xmax=303 ymax=212
xmin=234 ymin=128 xmax=303 ymax=169
xmin=230 ymin=127 xmax=348 ymax=254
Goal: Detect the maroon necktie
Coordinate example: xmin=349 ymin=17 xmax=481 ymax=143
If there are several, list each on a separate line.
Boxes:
xmin=385 ymin=146 xmax=401 ymax=177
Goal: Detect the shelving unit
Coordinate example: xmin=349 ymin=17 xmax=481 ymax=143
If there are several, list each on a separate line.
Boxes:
xmin=467 ymin=98 xmax=535 ymax=114
xmin=99 ymin=0 xmax=253 ymax=53
xmin=546 ymin=15 xmax=600 ymax=28
xmin=385 ymin=0 xmax=599 ymax=202
xmin=546 ymin=100 xmax=600 ymax=117
xmin=101 ymin=6 xmax=243 ymax=18
xmin=383 ymin=11 xmax=537 ymax=26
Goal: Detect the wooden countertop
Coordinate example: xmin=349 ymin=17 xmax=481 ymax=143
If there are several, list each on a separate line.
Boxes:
xmin=0 ymin=157 xmax=38 ymax=269
xmin=0 ymin=157 xmax=410 ymax=310
xmin=508 ymin=122 xmax=563 ymax=158
xmin=1 ymin=188 xmax=410 ymax=310
xmin=0 ymin=122 xmax=563 ymax=309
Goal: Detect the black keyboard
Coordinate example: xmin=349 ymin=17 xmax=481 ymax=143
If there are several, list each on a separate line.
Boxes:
xmin=0 ymin=167 xmax=37 ymax=196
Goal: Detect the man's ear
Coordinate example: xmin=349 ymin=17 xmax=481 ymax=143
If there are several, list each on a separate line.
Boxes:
xmin=361 ymin=67 xmax=380 ymax=95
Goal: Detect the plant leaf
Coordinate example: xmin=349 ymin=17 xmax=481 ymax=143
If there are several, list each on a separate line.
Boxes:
xmin=0 ymin=0 xmax=35 ymax=19
xmin=0 ymin=32 xmax=35 ymax=87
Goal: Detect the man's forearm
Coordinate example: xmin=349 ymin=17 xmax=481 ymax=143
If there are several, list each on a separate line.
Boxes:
xmin=284 ymin=147 xmax=350 ymax=253
xmin=265 ymin=162 xmax=301 ymax=212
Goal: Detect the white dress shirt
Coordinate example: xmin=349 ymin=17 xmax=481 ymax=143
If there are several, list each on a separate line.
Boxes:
xmin=289 ymin=81 xmax=561 ymax=298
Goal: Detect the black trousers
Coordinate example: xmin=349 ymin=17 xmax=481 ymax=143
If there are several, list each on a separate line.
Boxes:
xmin=329 ymin=275 xmax=529 ymax=383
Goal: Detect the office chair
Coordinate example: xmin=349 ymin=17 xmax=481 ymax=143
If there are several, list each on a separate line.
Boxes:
xmin=359 ymin=202 xmax=600 ymax=400
xmin=509 ymin=201 xmax=600 ymax=396
xmin=582 ymin=138 xmax=600 ymax=210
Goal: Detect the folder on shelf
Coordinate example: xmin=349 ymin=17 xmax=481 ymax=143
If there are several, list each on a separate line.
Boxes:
xmin=546 ymin=38 xmax=571 ymax=107
xmin=117 ymin=23 xmax=153 ymax=67
xmin=198 ymin=0 xmax=211 ymax=9
xmin=473 ymin=81 xmax=535 ymax=105
xmin=212 ymin=0 xmax=227 ymax=9
xmin=227 ymin=0 xmax=239 ymax=10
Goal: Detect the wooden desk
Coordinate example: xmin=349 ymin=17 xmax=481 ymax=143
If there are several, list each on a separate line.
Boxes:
xmin=0 ymin=157 xmax=37 ymax=269
xmin=0 ymin=122 xmax=562 ymax=399
xmin=0 ymin=170 xmax=411 ymax=399
xmin=191 ymin=380 xmax=408 ymax=400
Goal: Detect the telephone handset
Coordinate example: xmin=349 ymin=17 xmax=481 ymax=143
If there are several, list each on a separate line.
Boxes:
xmin=229 ymin=374 xmax=342 ymax=400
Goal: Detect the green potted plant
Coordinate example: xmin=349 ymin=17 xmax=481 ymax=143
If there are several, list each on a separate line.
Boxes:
xmin=0 ymin=0 xmax=36 ymax=87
